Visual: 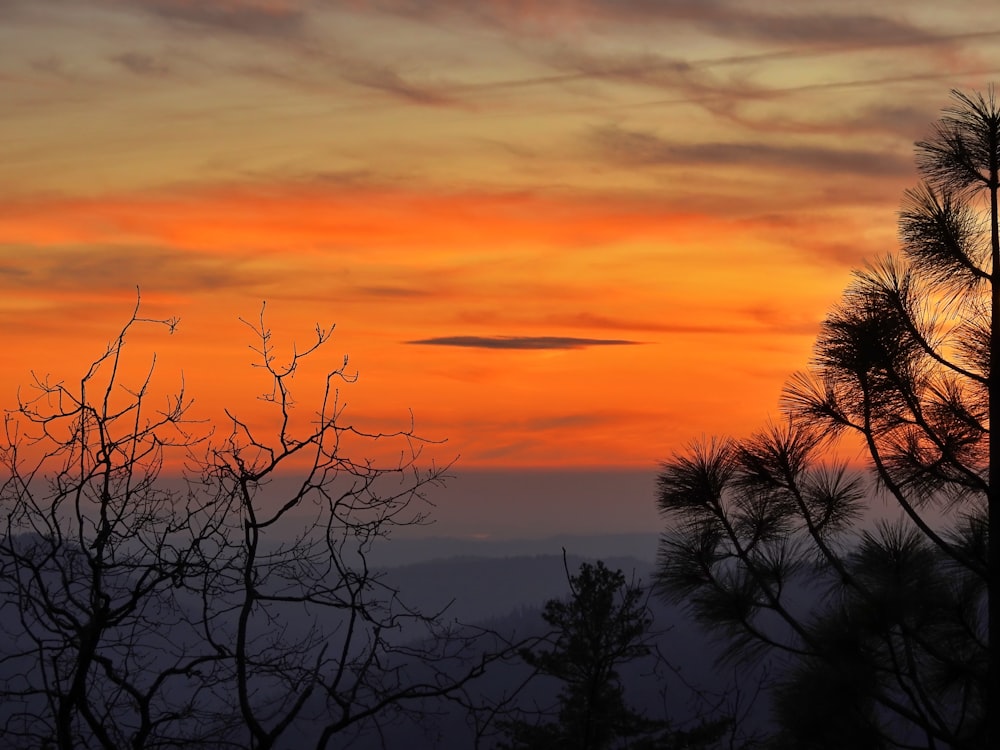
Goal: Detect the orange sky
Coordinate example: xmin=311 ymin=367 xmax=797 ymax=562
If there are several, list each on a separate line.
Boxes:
xmin=2 ymin=0 xmax=1000 ymax=473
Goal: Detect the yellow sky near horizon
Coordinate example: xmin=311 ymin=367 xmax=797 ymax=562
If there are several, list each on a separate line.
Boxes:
xmin=2 ymin=0 xmax=999 ymax=469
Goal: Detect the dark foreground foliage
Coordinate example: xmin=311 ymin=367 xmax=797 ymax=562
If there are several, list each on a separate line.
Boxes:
xmin=499 ymin=557 xmax=730 ymax=750
xmin=0 ymin=301 xmax=515 ymax=749
xmin=657 ymin=88 xmax=998 ymax=749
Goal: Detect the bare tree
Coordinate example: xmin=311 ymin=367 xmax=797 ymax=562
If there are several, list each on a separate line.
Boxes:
xmin=656 ymin=88 xmax=998 ymax=749
xmin=0 ymin=296 xmax=510 ymax=749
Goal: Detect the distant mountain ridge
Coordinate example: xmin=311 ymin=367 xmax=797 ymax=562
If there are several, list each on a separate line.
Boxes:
xmin=0 ymin=532 xmax=766 ymax=748
xmin=381 ymin=552 xmax=655 ymax=625
xmin=368 ymin=531 xmax=661 ymax=568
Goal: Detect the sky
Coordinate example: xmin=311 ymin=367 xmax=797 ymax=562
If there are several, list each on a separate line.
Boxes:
xmin=2 ymin=1 xmax=1000 ymax=512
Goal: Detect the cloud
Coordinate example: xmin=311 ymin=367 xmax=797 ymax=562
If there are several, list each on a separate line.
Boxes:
xmin=0 ymin=184 xmax=701 ymax=257
xmin=358 ymin=2 xmax=995 ymax=114
xmin=0 ymin=245 xmax=264 ymax=294
xmin=591 ymin=124 xmax=911 ymax=178
xmin=339 ymin=60 xmax=458 ymax=107
xmin=111 ymin=51 xmax=170 ymax=76
xmin=683 ymin=6 xmax=933 ymax=46
xmin=29 ymin=55 xmax=74 ymax=79
xmin=696 ymin=92 xmax=942 ymax=140
xmin=121 ymin=0 xmax=307 ymax=36
xmin=531 ymin=45 xmax=765 ymax=114
xmin=0 ymin=262 xmax=29 ymax=278
xmin=355 ymin=285 xmax=433 ymax=299
xmin=522 ymin=412 xmax=618 ymax=430
xmin=406 ymin=335 xmax=642 ymax=350
xmin=542 ymin=47 xmax=695 ymax=89
xmin=544 ymin=312 xmax=759 ymax=336
xmin=373 ymin=0 xmax=937 ymax=47
xmin=466 ymin=41 xmax=1000 ymax=142
xmin=0 ymin=0 xmax=31 ymax=18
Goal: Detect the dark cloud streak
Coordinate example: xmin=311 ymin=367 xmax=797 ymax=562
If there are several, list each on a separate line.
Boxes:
xmin=111 ymin=52 xmax=170 ymax=77
xmin=374 ymin=0 xmax=948 ymax=48
xmin=339 ymin=61 xmax=458 ymax=107
xmin=132 ymin=0 xmax=305 ymax=36
xmin=592 ymin=124 xmax=911 ymax=177
xmin=406 ymin=335 xmax=642 ymax=350
xmin=438 ymin=26 xmax=1000 ymax=100
xmin=356 ymin=285 xmax=433 ymax=299
xmin=0 ymin=245 xmax=263 ymax=294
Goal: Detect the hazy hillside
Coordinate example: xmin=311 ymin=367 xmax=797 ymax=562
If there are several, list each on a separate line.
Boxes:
xmin=381 ymin=551 xmax=654 ymax=624
xmin=367 ymin=532 xmax=662 ymax=568
xmin=0 ymin=536 xmax=765 ymax=749
xmin=353 ymin=550 xmax=765 ymax=749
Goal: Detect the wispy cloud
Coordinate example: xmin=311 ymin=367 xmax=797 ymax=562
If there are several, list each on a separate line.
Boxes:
xmin=356 ymin=3 xmax=997 ymax=119
xmin=129 ymin=0 xmax=306 ymax=36
xmin=339 ymin=60 xmax=459 ymax=107
xmin=111 ymin=51 xmax=170 ymax=77
xmin=373 ymin=0 xmax=937 ymax=47
xmin=544 ymin=312 xmax=774 ymax=336
xmin=406 ymin=336 xmax=642 ymax=350
xmin=680 ymin=6 xmax=933 ymax=46
xmin=0 ymin=184 xmax=736 ymax=253
xmin=591 ymin=124 xmax=911 ymax=178
xmin=540 ymin=47 xmax=696 ymax=90
xmin=355 ymin=284 xmax=434 ymax=299
xmin=0 ymin=245 xmax=264 ymax=294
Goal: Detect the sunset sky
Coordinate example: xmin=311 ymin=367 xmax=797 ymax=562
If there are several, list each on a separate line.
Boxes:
xmin=3 ymin=1 xmax=1000 ymax=522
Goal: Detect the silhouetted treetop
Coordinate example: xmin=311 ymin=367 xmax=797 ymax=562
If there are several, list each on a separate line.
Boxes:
xmin=657 ymin=86 xmax=999 ymax=750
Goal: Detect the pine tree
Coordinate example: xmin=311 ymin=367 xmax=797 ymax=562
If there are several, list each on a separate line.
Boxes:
xmin=656 ymin=88 xmax=999 ymax=749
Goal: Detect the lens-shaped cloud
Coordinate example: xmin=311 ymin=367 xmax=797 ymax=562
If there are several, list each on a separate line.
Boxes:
xmin=406 ymin=336 xmax=641 ymax=350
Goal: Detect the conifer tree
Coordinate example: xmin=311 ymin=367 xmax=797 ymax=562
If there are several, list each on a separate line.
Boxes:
xmin=657 ymin=88 xmax=999 ymax=749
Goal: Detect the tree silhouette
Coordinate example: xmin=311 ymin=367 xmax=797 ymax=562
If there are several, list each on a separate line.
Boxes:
xmin=0 ymin=298 xmax=509 ymax=749
xmin=655 ymin=88 xmax=998 ymax=749
xmin=500 ymin=557 xmax=728 ymax=750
